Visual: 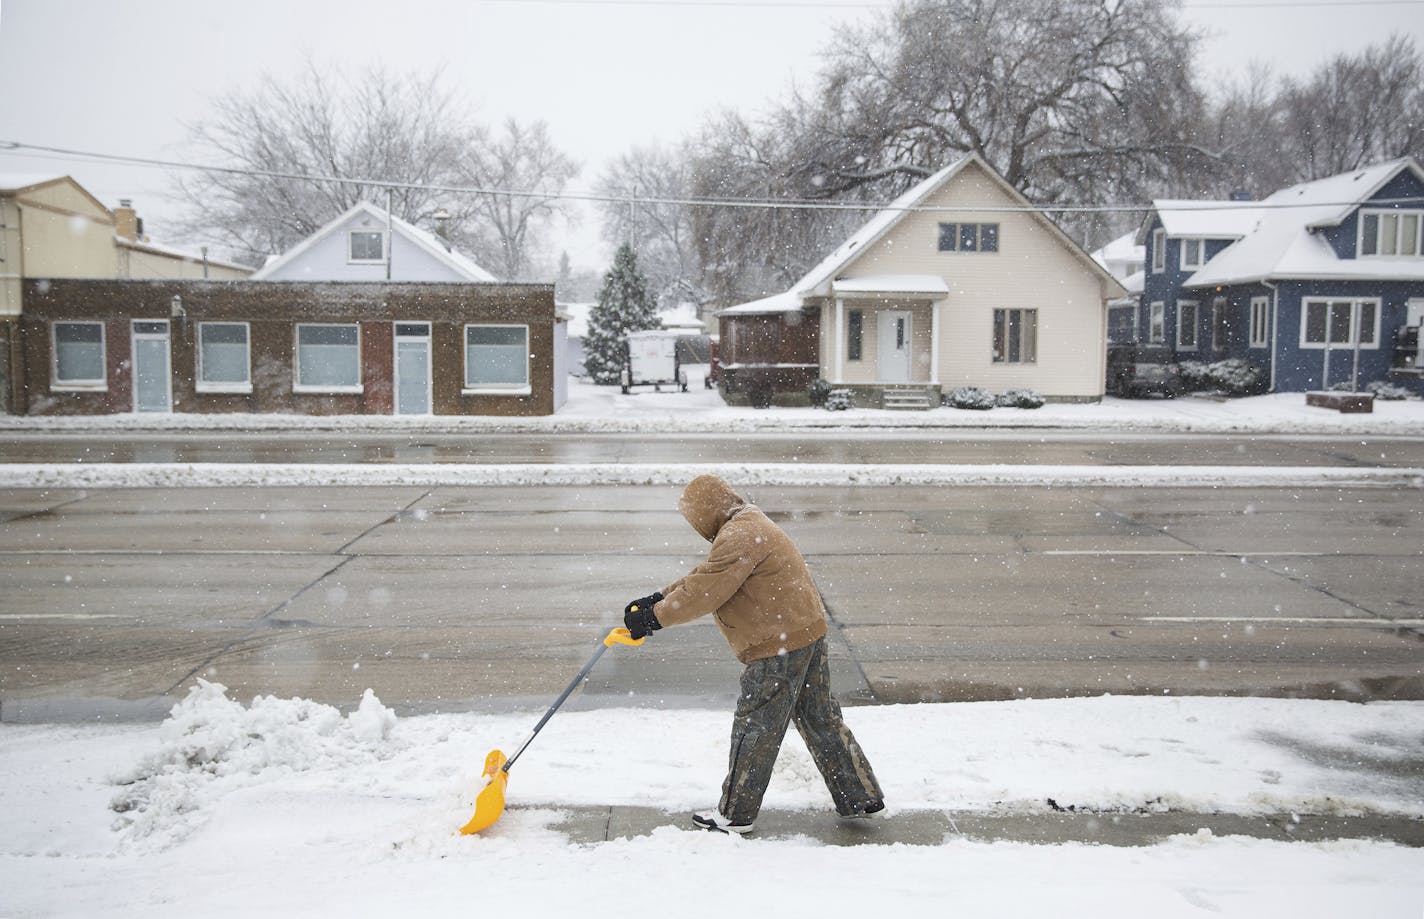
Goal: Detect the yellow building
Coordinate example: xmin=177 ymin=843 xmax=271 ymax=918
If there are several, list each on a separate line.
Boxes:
xmin=0 ymin=174 xmax=251 ymax=410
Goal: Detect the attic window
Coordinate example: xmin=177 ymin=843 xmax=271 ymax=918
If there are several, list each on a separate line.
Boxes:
xmin=1359 ymin=209 xmax=1422 ymax=258
xmin=938 ymin=222 xmax=999 ymax=253
xmin=349 ymin=230 xmax=385 ymax=263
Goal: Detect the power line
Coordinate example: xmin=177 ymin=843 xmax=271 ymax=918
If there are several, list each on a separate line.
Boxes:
xmin=3 ymin=140 xmax=1420 ymax=216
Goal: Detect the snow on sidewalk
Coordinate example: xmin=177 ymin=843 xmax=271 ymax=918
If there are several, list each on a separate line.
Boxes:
xmin=2 ymin=683 xmax=1422 ymax=917
xmin=1 ymin=386 xmax=1423 ymax=435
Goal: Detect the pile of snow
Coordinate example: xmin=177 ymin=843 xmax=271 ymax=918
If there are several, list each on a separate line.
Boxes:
xmin=3 ymin=688 xmax=1422 ymax=916
xmin=109 ymin=681 xmax=399 ymax=848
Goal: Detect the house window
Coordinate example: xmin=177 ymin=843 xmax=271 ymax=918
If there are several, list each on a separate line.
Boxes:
xmin=1181 ymin=238 xmax=1205 ymax=270
xmin=1149 ymin=302 xmax=1165 ymax=343
xmin=1359 ymin=209 xmax=1423 ymax=257
xmin=992 ymin=308 xmax=1037 ymax=363
xmin=349 ymin=230 xmax=385 ymax=263
xmin=1178 ymin=300 xmax=1199 ymax=351
xmin=938 ymin=223 xmax=999 ymax=253
xmin=197 ymin=322 xmax=251 ymax=392
xmin=52 ymin=320 xmax=106 ymax=388
xmin=1212 ymin=297 xmax=1229 ymax=351
xmin=465 ymin=324 xmax=529 ymax=391
xmin=847 ymin=310 xmax=863 ymax=361
xmin=295 ymin=323 xmax=362 ymax=392
xmin=1151 ymin=229 xmax=1166 ymax=273
xmin=1249 ymin=297 xmax=1270 ymax=348
xmin=1301 ymin=299 xmax=1380 ymax=349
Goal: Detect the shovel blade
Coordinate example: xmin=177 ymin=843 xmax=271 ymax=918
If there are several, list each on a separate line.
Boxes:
xmin=458 ymin=749 xmax=509 ymax=835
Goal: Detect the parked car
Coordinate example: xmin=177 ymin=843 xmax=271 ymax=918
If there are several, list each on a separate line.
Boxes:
xmin=1106 ymin=344 xmax=1183 ymax=397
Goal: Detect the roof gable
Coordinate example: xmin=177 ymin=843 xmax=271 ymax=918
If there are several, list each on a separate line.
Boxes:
xmin=252 ymin=201 xmax=497 ymax=281
xmin=789 ymin=154 xmax=1121 ymax=300
xmin=1185 ymin=156 xmax=1424 ymax=287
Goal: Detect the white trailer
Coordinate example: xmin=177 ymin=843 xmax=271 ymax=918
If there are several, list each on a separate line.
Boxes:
xmin=621 ymin=329 xmax=688 ymax=394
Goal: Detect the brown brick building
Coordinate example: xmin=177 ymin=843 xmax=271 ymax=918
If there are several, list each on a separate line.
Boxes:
xmin=14 ymin=279 xmax=563 ymax=416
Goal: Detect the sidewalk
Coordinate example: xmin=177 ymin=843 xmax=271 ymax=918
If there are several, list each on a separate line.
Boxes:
xmin=548 ymin=805 xmax=1424 ymax=848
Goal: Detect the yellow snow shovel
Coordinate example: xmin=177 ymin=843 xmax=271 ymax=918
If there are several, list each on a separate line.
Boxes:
xmin=459 ymin=625 xmax=646 ymax=835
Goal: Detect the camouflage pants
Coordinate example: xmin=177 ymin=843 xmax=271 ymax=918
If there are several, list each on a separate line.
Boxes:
xmin=719 ymin=637 xmax=883 ymax=824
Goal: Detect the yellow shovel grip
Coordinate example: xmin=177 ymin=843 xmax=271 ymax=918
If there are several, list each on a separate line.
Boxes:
xmin=605 ymin=626 xmax=646 ymax=647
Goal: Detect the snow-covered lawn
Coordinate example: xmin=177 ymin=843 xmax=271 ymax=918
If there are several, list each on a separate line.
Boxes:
xmin=3 ymin=683 xmax=1422 ymax=918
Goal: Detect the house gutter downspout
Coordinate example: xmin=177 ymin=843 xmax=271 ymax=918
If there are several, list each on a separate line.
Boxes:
xmin=1262 ymin=278 xmax=1279 ymax=392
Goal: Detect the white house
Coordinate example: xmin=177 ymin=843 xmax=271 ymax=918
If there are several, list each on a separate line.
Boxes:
xmin=718 ymin=154 xmax=1126 ymax=407
xmin=252 ymin=201 xmax=498 ymax=283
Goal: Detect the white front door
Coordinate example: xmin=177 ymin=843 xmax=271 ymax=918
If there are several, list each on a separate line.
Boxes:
xmin=394 ymin=322 xmax=432 ymax=415
xmin=131 ymin=320 xmax=172 ymax=412
xmin=877 ymin=310 xmax=912 ymax=382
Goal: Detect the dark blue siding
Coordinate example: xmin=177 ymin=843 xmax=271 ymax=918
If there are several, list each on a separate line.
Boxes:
xmin=1271 ymin=280 xmax=1424 ymax=392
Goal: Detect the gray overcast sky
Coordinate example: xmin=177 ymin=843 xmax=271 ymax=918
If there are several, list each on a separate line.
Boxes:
xmin=1 ymin=0 xmax=1422 ymax=271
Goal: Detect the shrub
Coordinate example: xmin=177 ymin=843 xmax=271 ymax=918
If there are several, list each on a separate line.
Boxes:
xmin=824 ymin=388 xmax=853 ymax=411
xmin=1366 ymin=381 xmax=1413 ymax=400
xmin=946 ymin=386 xmax=996 ymax=410
xmin=996 ymin=389 xmax=1045 ymax=409
xmin=1178 ymin=361 xmax=1211 ymax=392
xmin=806 ymin=378 xmax=833 ymax=407
xmin=1206 ymin=358 xmax=1264 ymax=395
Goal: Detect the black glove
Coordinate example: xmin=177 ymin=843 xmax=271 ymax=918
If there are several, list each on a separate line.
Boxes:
xmin=623 ymin=592 xmax=664 ymax=640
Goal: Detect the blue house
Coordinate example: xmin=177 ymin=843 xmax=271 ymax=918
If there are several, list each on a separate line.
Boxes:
xmin=1136 ymin=157 xmax=1424 ymax=393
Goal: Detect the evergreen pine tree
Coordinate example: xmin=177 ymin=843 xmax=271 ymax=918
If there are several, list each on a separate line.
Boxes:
xmin=583 ymin=243 xmax=661 ymax=384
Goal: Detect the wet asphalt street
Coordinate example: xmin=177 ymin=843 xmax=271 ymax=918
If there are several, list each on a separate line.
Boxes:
xmin=1 ymin=428 xmax=1421 ymax=722
xmin=3 ymin=429 xmax=1424 ymax=467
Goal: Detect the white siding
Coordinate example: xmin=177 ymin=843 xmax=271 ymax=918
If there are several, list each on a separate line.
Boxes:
xmin=259 ymin=213 xmax=467 ymax=282
xmin=819 ymin=160 xmax=1107 ymax=398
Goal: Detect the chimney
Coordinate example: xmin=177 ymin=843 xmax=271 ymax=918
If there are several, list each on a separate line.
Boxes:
xmin=114 ymin=199 xmax=140 ymax=241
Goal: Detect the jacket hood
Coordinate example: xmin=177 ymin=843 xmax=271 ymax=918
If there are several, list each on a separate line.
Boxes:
xmin=677 ymin=475 xmax=747 ymax=542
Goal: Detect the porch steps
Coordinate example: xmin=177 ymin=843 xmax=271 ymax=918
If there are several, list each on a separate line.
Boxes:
xmin=881 ymin=387 xmax=938 ymax=411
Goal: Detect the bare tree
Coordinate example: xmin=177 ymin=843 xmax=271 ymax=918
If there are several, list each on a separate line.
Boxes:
xmin=595 ymin=143 xmax=707 ymax=308
xmin=689 ymin=0 xmax=1211 ymax=301
xmin=458 ymin=118 xmax=580 ymax=282
xmin=176 ymin=61 xmax=480 ymax=266
xmin=1276 ymin=35 xmax=1424 ymax=182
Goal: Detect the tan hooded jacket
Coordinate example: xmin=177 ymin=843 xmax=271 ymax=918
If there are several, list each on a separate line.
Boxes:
xmin=653 ymin=475 xmax=828 ymax=664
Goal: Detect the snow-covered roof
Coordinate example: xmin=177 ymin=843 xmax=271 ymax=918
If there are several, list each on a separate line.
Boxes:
xmin=791 ymin=160 xmax=967 ymax=299
xmin=832 ymin=275 xmax=950 ymax=296
xmin=723 ymin=154 xmax=1122 ymax=313
xmin=252 ymin=201 xmax=497 ymax=282
xmin=117 ymin=236 xmax=252 ymax=272
xmin=718 ymin=290 xmax=803 ymax=316
xmin=1185 ymin=157 xmax=1424 ymax=288
xmin=1092 ymin=231 xmax=1144 ymax=265
xmin=1152 ymin=200 xmax=1264 ymax=240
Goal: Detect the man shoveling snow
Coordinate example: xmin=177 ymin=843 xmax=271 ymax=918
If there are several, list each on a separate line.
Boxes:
xmin=624 ymin=474 xmax=884 ymax=834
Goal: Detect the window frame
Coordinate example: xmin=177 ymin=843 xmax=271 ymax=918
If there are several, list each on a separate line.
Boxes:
xmin=992 ymin=307 xmax=1038 ymax=364
xmin=293 ymin=322 xmax=363 ymax=394
xmin=196 ymin=321 xmax=253 ymax=394
xmin=1177 ymin=300 xmax=1199 ymax=351
xmin=348 ymin=230 xmax=386 ymax=264
xmin=937 ymin=222 xmax=1000 ymax=253
xmin=1151 ymin=228 xmax=1166 ymax=274
xmin=1299 ymin=298 xmax=1381 ymax=350
xmin=1181 ymin=238 xmax=1205 ymax=270
xmin=1148 ymin=301 xmax=1165 ymax=343
xmin=463 ymin=323 xmax=531 ymax=395
xmin=1358 ymin=208 xmax=1423 ymax=258
xmin=1249 ymin=296 xmax=1270 ymax=349
xmin=50 ymin=320 xmax=107 ymax=390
